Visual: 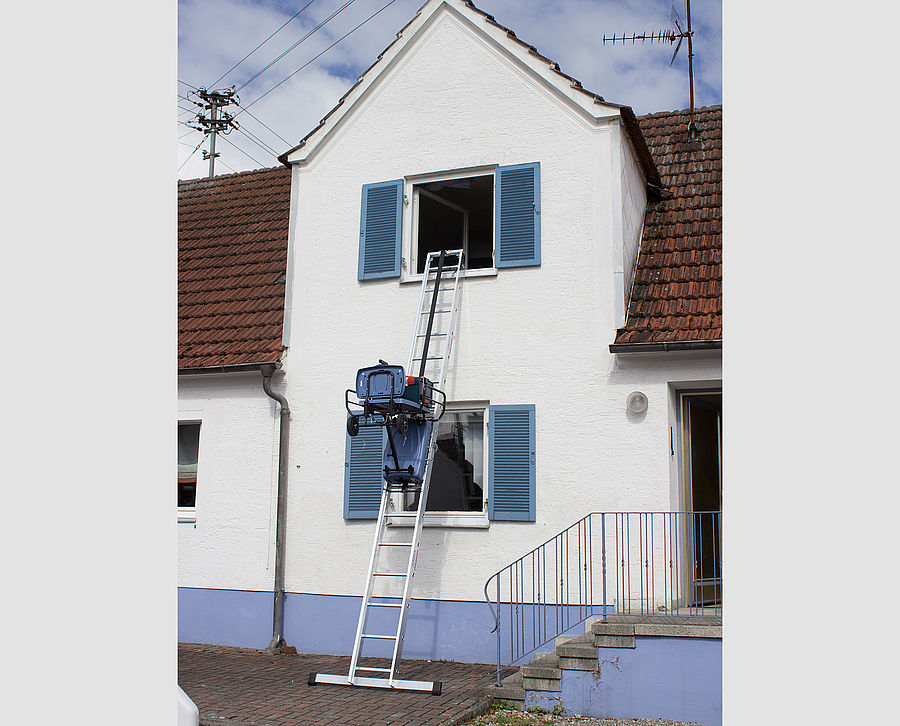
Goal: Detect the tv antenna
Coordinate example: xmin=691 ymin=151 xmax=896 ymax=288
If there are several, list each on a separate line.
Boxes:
xmin=603 ymin=0 xmax=698 ymax=138
xmin=185 ymin=87 xmax=240 ymax=177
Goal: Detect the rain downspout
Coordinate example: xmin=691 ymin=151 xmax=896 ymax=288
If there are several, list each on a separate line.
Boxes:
xmin=261 ymin=364 xmax=291 ymax=654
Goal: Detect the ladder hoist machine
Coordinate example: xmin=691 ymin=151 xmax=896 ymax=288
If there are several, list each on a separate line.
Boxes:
xmin=309 ymin=249 xmax=465 ymax=695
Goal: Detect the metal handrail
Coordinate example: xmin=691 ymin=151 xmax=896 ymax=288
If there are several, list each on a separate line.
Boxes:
xmin=484 ymin=511 xmax=722 ymax=684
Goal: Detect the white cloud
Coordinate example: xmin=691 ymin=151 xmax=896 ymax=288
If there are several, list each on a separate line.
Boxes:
xmin=178 ymin=0 xmax=722 ymax=179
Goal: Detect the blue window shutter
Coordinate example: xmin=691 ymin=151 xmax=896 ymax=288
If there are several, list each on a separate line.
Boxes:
xmin=359 ymin=180 xmax=403 ymax=280
xmin=488 ymin=404 xmax=536 ymax=521
xmin=495 ymin=163 xmax=540 ymax=268
xmin=344 ymin=422 xmax=386 ymax=519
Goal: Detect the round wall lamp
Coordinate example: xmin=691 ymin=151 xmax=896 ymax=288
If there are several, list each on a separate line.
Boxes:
xmin=626 ymin=391 xmax=648 ymax=414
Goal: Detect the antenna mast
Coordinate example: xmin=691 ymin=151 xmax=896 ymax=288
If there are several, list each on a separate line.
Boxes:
xmin=186 ymin=87 xmax=240 ymax=177
xmin=603 ymin=0 xmax=698 ymax=138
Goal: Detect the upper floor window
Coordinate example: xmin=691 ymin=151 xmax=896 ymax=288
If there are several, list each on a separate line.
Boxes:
xmin=358 ymin=162 xmax=541 ymax=281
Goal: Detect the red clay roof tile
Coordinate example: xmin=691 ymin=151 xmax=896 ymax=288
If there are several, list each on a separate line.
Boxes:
xmin=178 ymin=166 xmax=291 ymax=370
xmin=614 ymin=105 xmax=722 ymax=346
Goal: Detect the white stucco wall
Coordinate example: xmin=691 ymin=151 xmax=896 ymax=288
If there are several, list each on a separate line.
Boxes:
xmin=619 ymin=128 xmax=648 ymax=320
xmin=178 ymin=373 xmax=279 ymax=592
xmin=273 ymin=9 xmax=721 ymax=603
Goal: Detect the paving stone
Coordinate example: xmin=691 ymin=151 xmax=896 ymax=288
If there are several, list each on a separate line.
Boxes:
xmin=179 ymin=643 xmax=505 ymax=726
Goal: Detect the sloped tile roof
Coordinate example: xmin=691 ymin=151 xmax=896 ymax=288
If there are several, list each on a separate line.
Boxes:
xmin=613 ymin=105 xmax=722 ymax=347
xmin=178 ymin=166 xmax=292 ymax=370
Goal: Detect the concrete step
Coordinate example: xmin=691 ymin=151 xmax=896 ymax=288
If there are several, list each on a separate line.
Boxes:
xmin=591 ymin=622 xmax=636 ymax=636
xmin=590 ymin=621 xmax=636 ymax=648
xmin=521 ymin=660 xmax=561 ymax=692
xmin=555 ymin=637 xmax=599 ymax=670
xmin=486 ymin=684 xmax=525 ymax=702
xmin=521 ymin=664 xmax=562 ymax=679
xmin=557 ymin=641 xmax=598 ymax=658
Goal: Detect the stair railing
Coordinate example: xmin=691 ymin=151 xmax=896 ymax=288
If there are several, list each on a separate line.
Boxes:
xmin=484 ymin=511 xmax=722 ymax=685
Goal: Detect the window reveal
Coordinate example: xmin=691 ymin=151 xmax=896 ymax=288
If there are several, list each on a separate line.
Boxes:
xmin=414 ymin=175 xmax=493 ymax=273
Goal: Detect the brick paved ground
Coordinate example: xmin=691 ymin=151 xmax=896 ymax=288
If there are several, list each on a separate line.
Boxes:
xmin=178 ymin=643 xmax=508 ymax=726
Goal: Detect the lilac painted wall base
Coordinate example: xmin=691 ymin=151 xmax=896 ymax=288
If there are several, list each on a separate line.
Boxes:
xmin=178 ymin=587 xmax=273 ymax=648
xmin=551 ymin=636 xmax=722 ymax=726
xmin=284 ymin=593 xmax=496 ymax=663
xmin=177 ymin=588 xmax=496 ymax=663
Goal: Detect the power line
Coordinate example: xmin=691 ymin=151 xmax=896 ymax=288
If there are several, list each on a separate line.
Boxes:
xmin=239 ymin=0 xmax=398 ymax=114
xmin=218 ymin=133 xmax=268 ymax=169
xmin=178 ymin=79 xmax=200 ymax=91
xmin=178 ymin=137 xmax=206 ymax=172
xmin=234 ymin=101 xmax=292 ymax=146
xmin=214 ymin=157 xmax=237 ymax=174
xmin=235 ymin=0 xmax=359 ymax=93
xmin=209 ymin=0 xmax=322 ymax=88
xmin=234 ymin=125 xmax=281 ymax=158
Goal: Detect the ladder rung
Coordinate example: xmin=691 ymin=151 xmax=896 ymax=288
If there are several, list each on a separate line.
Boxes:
xmin=353 ymin=666 xmax=392 ymax=673
xmin=367 ymin=602 xmax=402 ymax=608
xmin=412 ymin=356 xmax=443 ymax=361
xmin=415 ymin=332 xmax=447 ymax=337
xmin=361 ymin=633 xmax=398 ymax=640
xmin=420 ymin=309 xmax=450 ymax=314
xmin=387 ymin=512 xmax=418 ymax=518
xmin=377 ymin=542 xmax=413 ymax=547
xmin=372 ymin=572 xmax=408 ymax=577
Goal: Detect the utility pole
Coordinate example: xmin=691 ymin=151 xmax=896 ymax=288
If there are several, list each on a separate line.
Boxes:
xmin=186 ymin=87 xmax=240 ymax=177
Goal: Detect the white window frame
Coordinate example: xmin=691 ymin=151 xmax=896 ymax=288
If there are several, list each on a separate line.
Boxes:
xmin=178 ymin=415 xmax=202 ymax=523
xmin=390 ymin=402 xmax=490 ymax=528
xmin=400 ymin=166 xmax=499 ymax=283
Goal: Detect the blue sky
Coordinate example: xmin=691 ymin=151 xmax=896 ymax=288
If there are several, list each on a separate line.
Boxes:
xmin=178 ymin=0 xmax=722 ymax=178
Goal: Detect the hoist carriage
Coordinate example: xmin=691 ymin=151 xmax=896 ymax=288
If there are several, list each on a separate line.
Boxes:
xmin=345 ymin=361 xmax=446 ymax=437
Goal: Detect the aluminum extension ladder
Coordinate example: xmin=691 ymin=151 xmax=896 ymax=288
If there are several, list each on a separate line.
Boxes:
xmin=309 ymin=249 xmax=465 ymax=694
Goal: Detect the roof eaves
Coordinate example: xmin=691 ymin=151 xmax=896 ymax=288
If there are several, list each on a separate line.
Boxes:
xmin=178 ymin=360 xmax=284 ymax=376
xmin=608 ymin=340 xmax=722 ymax=354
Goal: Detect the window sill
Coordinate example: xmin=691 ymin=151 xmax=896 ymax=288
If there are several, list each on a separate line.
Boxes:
xmin=399 ymin=268 xmax=498 ymax=285
xmin=388 ymin=513 xmax=489 ymax=528
xmin=178 ymin=509 xmax=197 ymax=524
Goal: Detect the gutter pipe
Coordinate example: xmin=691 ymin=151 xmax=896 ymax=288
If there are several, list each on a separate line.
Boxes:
xmin=260 ymin=364 xmax=291 ymax=654
xmin=608 ymin=340 xmax=722 ymax=354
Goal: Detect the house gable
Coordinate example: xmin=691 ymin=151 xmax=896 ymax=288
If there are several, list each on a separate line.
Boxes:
xmin=281 ymin=0 xmax=657 ymax=188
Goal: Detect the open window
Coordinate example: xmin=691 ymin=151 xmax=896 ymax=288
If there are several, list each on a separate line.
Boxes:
xmin=412 ymin=175 xmax=494 ymax=273
xmin=359 ymin=163 xmax=540 ymax=281
xmin=178 ymin=422 xmax=200 ymax=510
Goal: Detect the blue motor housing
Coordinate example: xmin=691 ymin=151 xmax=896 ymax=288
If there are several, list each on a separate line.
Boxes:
xmin=355 ymin=364 xmax=406 ymax=401
xmin=384 ymin=419 xmax=433 ymax=484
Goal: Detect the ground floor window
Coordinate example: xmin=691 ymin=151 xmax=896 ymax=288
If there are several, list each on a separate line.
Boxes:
xmin=400 ymin=407 xmax=486 ymax=516
xmin=178 ymin=421 xmax=201 ymax=508
xmin=425 ymin=409 xmax=485 ymax=512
